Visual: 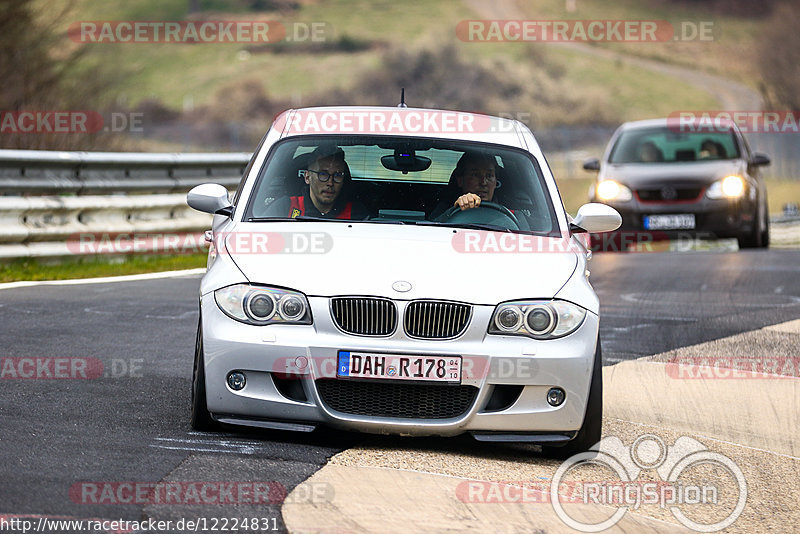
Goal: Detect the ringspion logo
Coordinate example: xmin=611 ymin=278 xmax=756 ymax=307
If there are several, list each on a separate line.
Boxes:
xmin=551 ymin=435 xmax=746 ymax=532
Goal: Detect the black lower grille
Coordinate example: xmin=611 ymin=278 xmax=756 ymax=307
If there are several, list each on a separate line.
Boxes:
xmin=637 ymin=187 xmax=702 ymax=202
xmin=316 ymin=380 xmax=478 ymax=419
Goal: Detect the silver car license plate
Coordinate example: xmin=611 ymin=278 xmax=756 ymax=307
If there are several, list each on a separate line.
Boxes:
xmin=337 ymin=351 xmax=461 ymax=383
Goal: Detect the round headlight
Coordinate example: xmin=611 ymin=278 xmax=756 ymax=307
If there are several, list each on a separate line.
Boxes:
xmin=721 ymin=175 xmax=745 ymax=198
xmin=596 ymin=180 xmax=632 ymax=202
xmin=526 ymin=305 xmax=556 ymax=335
xmin=279 ymin=295 xmax=306 ymax=321
xmin=495 ymin=306 xmax=523 ymax=332
xmin=246 ymin=293 xmax=276 ymax=321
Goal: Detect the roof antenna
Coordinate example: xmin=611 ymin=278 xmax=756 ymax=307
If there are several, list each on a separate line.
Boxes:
xmin=398 ymin=88 xmax=407 ymax=108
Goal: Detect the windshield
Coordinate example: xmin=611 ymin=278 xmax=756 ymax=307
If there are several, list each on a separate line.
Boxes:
xmin=608 ymin=127 xmax=740 ymax=164
xmin=243 ymin=136 xmax=560 ymax=236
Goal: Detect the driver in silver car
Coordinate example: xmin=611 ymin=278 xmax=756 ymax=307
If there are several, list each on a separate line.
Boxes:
xmin=430 ymin=152 xmax=499 ymax=219
xmin=452 ymin=152 xmax=498 ymax=210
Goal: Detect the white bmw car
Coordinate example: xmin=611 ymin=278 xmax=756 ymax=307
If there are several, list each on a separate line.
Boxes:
xmin=187 ymin=106 xmax=621 ymax=456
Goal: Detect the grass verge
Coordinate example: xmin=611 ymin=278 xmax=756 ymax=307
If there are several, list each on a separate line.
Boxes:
xmin=0 ymin=253 xmax=207 ymax=283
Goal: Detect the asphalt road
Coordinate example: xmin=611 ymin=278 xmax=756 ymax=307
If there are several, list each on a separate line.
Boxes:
xmin=592 ymin=249 xmax=800 ymax=363
xmin=1 ymin=248 xmax=799 ymax=531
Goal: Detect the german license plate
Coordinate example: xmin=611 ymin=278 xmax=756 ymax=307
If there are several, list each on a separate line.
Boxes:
xmin=643 ymin=214 xmax=696 ymax=230
xmin=337 ymin=351 xmax=461 ymax=383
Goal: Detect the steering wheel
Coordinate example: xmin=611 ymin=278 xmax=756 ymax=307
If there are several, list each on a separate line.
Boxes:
xmin=442 ymin=201 xmax=521 ymax=229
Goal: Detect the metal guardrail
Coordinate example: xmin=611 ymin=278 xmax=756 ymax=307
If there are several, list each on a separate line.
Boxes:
xmin=0 ymin=149 xmax=796 ymax=259
xmin=0 ymin=149 xmax=251 ymax=258
xmin=0 ymin=149 xmax=251 ymax=194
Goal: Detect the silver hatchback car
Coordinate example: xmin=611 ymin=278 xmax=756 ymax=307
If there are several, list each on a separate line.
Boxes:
xmin=187 ymin=106 xmax=621 ymax=456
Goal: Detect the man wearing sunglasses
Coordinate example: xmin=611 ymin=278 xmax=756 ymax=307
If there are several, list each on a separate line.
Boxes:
xmin=286 ymin=147 xmax=367 ymax=219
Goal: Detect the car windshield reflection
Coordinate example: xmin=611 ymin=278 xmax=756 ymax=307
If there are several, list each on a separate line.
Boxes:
xmin=243 ymin=136 xmax=560 ymax=237
xmin=608 ymin=127 xmax=741 ymax=164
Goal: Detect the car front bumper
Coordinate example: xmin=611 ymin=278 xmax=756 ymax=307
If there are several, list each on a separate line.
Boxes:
xmin=200 ymin=293 xmax=600 ymax=438
xmin=602 ymin=196 xmax=757 ymax=240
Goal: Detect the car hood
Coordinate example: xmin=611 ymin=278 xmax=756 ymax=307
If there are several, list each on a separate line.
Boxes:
xmin=222 ymin=222 xmax=579 ymax=305
xmin=601 ymin=160 xmax=746 ymax=187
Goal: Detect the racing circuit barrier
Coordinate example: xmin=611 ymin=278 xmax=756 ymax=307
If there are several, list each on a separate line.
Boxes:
xmin=0 ymin=149 xmax=250 ymax=259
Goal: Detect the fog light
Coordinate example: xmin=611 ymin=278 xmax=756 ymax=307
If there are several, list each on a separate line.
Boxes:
xmin=547 ymin=387 xmax=566 ymax=407
xmin=227 ymin=371 xmax=246 ymax=391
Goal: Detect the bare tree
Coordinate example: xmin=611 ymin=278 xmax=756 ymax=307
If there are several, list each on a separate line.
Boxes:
xmin=757 ymin=2 xmax=800 ymax=109
xmin=0 ymin=0 xmax=124 ymax=149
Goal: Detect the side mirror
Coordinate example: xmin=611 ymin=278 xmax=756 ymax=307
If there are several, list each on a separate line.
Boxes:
xmin=751 ymin=152 xmax=770 ymax=167
xmin=187 ymin=183 xmax=233 ymax=216
xmin=582 ymin=157 xmax=601 ymax=171
xmin=571 ymin=203 xmax=622 ymax=233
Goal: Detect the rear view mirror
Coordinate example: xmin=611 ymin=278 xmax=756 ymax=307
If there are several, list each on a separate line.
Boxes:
xmin=571 ymin=203 xmax=622 ymax=233
xmin=187 ymin=183 xmax=233 ymax=216
xmin=381 ymin=149 xmax=432 ymax=173
xmin=582 ymin=158 xmax=600 ymax=171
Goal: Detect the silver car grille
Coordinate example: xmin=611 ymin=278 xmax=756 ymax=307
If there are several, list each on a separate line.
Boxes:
xmin=404 ymin=300 xmax=472 ymax=339
xmin=331 ymin=297 xmax=397 ymax=336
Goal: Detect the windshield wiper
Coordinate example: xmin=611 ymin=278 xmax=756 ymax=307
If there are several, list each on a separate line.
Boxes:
xmin=246 ymin=215 xmax=344 ymax=222
xmin=365 ymin=219 xmax=407 ymax=224
xmin=415 ymin=221 xmax=513 ymax=232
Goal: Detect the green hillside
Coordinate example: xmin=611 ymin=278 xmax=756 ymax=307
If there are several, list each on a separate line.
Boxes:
xmin=44 ymin=0 xmax=764 ymax=122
